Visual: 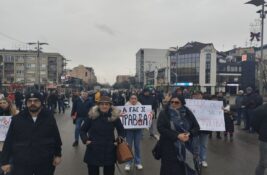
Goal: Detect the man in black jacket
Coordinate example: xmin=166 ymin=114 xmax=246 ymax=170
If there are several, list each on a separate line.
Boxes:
xmin=243 ymin=87 xmax=262 ymax=132
xmin=1 ymin=91 xmax=62 ymax=175
xmin=71 ymin=91 xmax=94 ymax=147
xmin=139 ymin=88 xmax=158 ymax=139
xmin=252 ymin=104 xmax=267 ymax=175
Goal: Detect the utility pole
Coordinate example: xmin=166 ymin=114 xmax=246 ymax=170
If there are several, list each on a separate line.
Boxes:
xmin=260 ymin=4 xmax=265 ymax=94
xmin=246 ymin=0 xmax=266 ymax=95
xmin=28 ymin=41 xmax=48 ymax=91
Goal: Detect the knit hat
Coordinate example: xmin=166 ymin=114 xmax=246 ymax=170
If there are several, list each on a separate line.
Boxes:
xmin=25 ymin=91 xmax=44 ymax=104
xmin=98 ymin=96 xmax=112 ymax=104
xmin=143 ymin=88 xmax=150 ymax=93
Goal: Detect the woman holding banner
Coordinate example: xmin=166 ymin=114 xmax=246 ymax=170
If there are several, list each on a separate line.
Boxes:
xmin=157 ymin=94 xmax=200 ymax=175
xmin=124 ymin=94 xmax=143 ymax=171
xmin=0 ymin=98 xmax=19 ymax=175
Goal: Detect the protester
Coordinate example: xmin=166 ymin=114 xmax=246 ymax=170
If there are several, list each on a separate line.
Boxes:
xmin=112 ymin=91 xmax=125 ymax=106
xmin=139 ymin=88 xmax=158 ymax=139
xmin=223 ymin=101 xmax=234 ymax=141
xmin=80 ymin=96 xmax=125 ymax=175
xmin=57 ymin=92 xmax=66 ymax=114
xmin=0 ymin=97 xmax=20 ymax=175
xmin=0 ymin=98 xmax=19 ymax=116
xmin=173 ymin=87 xmax=183 ymax=96
xmin=71 ymin=91 xmax=80 ymax=104
xmin=0 ymin=91 xmax=5 ymax=100
xmin=88 ymin=90 xmax=96 ymax=107
xmin=215 ymin=92 xmax=226 ymax=139
xmin=235 ymin=90 xmax=244 ymax=126
xmin=243 ymin=87 xmax=260 ymax=133
xmin=157 ymin=94 xmax=200 ymax=175
xmin=1 ymin=91 xmax=62 ymax=175
xmin=94 ymin=89 xmax=101 ymax=103
xmin=71 ymin=91 xmax=93 ymax=147
xmin=14 ymin=90 xmax=23 ymax=111
xmin=151 ymin=90 xmax=159 ymax=119
xmin=124 ymin=94 xmax=143 ymax=171
xmin=183 ymin=89 xmax=191 ymax=99
xmin=47 ymin=91 xmax=58 ymax=113
xmin=192 ymin=92 xmax=210 ymax=168
xmin=252 ymin=103 xmax=267 ymax=175
xmin=157 ymin=90 xmax=164 ymax=108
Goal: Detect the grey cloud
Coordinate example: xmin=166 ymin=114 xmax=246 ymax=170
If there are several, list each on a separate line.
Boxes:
xmin=94 ymin=23 xmax=117 ymax=36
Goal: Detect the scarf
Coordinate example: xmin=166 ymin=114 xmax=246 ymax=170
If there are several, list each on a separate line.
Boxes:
xmin=169 ymin=107 xmax=199 ymax=175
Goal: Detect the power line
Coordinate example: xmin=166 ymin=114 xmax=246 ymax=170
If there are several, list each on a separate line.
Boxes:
xmin=0 ymin=31 xmax=27 ymax=45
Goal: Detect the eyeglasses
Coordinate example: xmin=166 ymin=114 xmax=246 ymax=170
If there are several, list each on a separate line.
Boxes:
xmin=170 ymin=101 xmax=181 ymax=105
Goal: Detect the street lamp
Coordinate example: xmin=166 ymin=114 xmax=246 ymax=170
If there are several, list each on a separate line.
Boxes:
xmin=245 ymin=0 xmax=266 ymax=94
xmin=28 ymin=41 xmax=48 ymax=91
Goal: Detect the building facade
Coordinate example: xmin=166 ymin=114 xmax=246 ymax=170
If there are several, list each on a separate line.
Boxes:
xmin=136 ymin=48 xmax=168 ymax=87
xmin=116 ymin=75 xmax=131 ymax=83
xmin=217 ymin=47 xmax=257 ymax=94
xmin=170 ymin=42 xmax=217 ymax=94
xmin=0 ymin=49 xmax=65 ymax=86
xmin=69 ymin=65 xmax=97 ymax=85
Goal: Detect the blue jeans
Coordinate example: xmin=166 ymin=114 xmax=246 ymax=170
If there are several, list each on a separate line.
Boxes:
xmin=199 ymin=133 xmax=209 ymax=162
xmin=126 ymin=129 xmax=142 ymax=165
xmin=75 ymin=118 xmax=85 ymax=142
xmin=58 ymin=100 xmax=65 ymax=113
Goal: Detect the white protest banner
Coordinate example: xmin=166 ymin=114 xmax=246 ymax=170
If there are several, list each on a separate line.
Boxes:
xmin=185 ymin=99 xmax=225 ymax=131
xmin=0 ymin=116 xmax=12 ymax=141
xmin=117 ymin=105 xmax=153 ymax=129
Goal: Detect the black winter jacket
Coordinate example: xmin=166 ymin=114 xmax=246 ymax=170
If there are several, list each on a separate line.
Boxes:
xmin=71 ymin=97 xmax=94 ymax=118
xmin=80 ymin=106 xmax=125 ymax=166
xmin=157 ymin=107 xmax=200 ymax=162
xmin=252 ymin=104 xmax=267 ymax=142
xmin=1 ymin=108 xmax=62 ymax=166
xmin=139 ymin=95 xmax=158 ymax=111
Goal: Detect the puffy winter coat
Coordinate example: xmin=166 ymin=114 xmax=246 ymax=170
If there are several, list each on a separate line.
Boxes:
xmin=80 ymin=106 xmax=125 ymax=166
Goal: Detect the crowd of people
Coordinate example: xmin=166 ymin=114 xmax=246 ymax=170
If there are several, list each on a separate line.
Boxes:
xmin=0 ymin=86 xmax=265 ymax=175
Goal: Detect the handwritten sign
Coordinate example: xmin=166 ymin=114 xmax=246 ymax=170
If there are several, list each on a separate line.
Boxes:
xmin=117 ymin=105 xmax=153 ymax=129
xmin=0 ymin=116 xmax=12 ymax=141
xmin=185 ymin=99 xmax=225 ymax=131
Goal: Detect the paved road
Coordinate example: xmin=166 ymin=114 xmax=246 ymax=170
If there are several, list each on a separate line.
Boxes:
xmin=54 ymin=108 xmax=260 ymax=175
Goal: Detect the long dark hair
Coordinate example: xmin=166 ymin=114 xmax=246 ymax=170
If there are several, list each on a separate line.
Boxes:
xmin=164 ymin=94 xmax=186 ymax=112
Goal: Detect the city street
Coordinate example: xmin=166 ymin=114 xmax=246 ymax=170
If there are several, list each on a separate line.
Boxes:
xmin=54 ymin=107 xmax=260 ymax=175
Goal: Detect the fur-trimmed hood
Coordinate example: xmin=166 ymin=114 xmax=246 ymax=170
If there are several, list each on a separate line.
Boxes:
xmin=88 ymin=106 xmax=121 ymax=122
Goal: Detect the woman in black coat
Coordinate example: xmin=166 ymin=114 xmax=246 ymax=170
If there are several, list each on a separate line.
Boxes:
xmin=80 ymin=96 xmax=125 ymax=175
xmin=157 ymin=94 xmax=200 ymax=175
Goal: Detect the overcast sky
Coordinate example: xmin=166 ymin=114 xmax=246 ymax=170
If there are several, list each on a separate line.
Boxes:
xmin=0 ymin=0 xmax=265 ymax=84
